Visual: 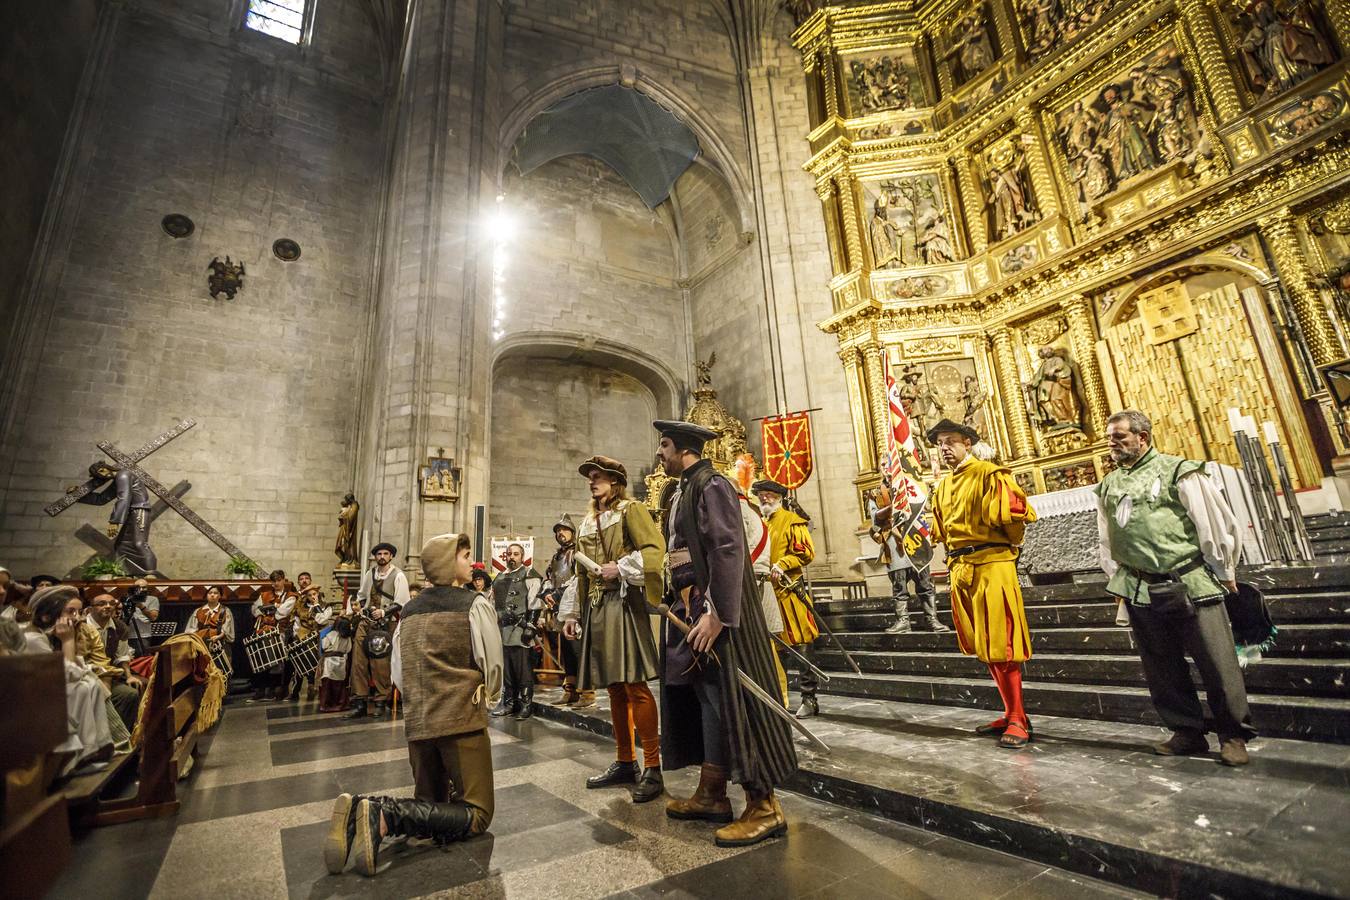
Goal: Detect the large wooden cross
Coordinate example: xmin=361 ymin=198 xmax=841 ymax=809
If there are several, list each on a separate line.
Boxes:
xmin=45 ymin=419 xmax=262 ymax=570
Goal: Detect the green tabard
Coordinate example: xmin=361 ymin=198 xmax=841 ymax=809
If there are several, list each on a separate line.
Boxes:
xmin=1097 ymin=448 xmax=1225 ymax=603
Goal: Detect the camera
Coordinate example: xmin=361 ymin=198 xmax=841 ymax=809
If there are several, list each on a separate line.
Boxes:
xmin=121 ymin=586 xmax=147 ymax=622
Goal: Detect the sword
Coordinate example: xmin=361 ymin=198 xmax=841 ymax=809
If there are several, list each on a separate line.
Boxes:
xmin=657 ymin=603 xmax=829 ymax=754
xmin=783 ymin=576 xmax=862 ymax=676
xmin=771 ymin=634 xmax=831 ymax=683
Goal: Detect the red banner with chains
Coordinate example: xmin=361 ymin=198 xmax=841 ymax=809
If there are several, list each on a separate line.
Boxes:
xmin=760 ymin=411 xmax=814 ymax=489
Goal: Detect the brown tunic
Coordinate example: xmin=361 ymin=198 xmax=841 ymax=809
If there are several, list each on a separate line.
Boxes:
xmin=398 ymin=584 xmax=487 ymax=741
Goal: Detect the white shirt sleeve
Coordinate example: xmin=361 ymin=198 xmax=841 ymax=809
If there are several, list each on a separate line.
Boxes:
xmin=559 ymin=577 xmax=579 ymax=621
xmin=355 ymin=569 xmax=373 ymax=605
xmin=276 ymin=595 xmax=296 ymax=618
xmin=1096 ymin=496 xmax=1119 ymax=579
xmin=185 ymin=611 xmax=199 ymax=634
xmin=390 ymin=621 xmax=403 ymax=694
xmin=615 ymin=550 xmax=645 ymax=586
xmin=221 ymin=608 xmax=235 ymax=643
xmin=469 ymin=594 xmax=504 ymax=704
xmin=1177 ymin=470 xmax=1242 ymax=582
xmin=392 ymin=571 xmax=411 ymax=608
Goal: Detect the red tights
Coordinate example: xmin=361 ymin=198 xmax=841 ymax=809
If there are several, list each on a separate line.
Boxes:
xmin=987 ymin=662 xmax=1027 ymax=728
xmin=607 ymin=682 xmax=661 ymax=768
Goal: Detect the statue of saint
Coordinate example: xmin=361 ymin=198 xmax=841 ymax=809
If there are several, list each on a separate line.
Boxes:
xmin=917 ymin=212 xmax=955 ymax=264
xmin=869 ymin=198 xmax=903 ymax=268
xmin=1028 ymin=346 xmax=1084 ymax=429
xmin=1239 ymin=0 xmax=1336 ymax=99
xmin=960 ymin=375 xmax=988 ymax=428
xmin=335 ymin=493 xmax=359 ymax=569
xmin=72 ymin=461 xmax=158 ymax=575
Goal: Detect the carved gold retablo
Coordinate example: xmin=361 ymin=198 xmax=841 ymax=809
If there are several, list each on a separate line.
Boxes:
xmin=1137 ymin=282 xmax=1199 ymax=345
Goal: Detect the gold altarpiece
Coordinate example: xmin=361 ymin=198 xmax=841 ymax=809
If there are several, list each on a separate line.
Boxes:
xmin=792 ymin=0 xmax=1350 ymax=517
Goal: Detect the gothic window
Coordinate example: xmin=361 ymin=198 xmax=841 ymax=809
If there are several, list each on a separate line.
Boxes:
xmin=244 ymin=0 xmax=313 ymax=45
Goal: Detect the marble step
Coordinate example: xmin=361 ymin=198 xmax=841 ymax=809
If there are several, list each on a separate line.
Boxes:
xmin=809 ymin=649 xmax=1350 ymax=697
xmin=831 ymin=622 xmax=1350 ymax=658
xmin=801 ymin=671 xmax=1350 ymax=744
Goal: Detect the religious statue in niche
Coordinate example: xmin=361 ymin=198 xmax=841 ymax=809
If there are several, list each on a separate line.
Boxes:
xmin=1017 ymin=0 xmax=1118 ymax=60
xmin=869 ymin=198 xmax=905 ymax=269
xmin=848 ymin=51 xmax=926 ymax=114
xmin=899 ymin=358 xmax=991 ymax=462
xmin=982 ymin=138 xmax=1041 ymax=242
xmin=945 ymin=5 xmax=998 ymax=87
xmin=959 ymin=375 xmax=988 ymax=428
xmin=1270 ymin=90 xmax=1346 ymax=141
xmin=207 ymin=256 xmax=245 ymax=300
xmin=1055 ymin=45 xmax=1211 ymax=222
xmin=1236 ymin=0 xmax=1339 ymax=101
xmin=420 ymin=451 xmax=461 ymax=502
xmin=335 ymin=493 xmax=359 ymax=569
xmin=899 ymin=365 xmax=944 ymax=464
xmin=872 ymin=176 xmax=956 ymax=267
xmin=1026 ymin=345 xmax=1085 ymax=431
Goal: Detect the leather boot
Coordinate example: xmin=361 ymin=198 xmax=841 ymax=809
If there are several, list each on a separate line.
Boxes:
xmin=794 ymin=693 xmax=819 ymax=719
xmin=560 ymin=679 xmax=581 ymax=706
xmin=884 ymin=610 xmax=912 ymax=634
xmin=344 ymin=699 xmax=368 ymax=720
xmin=714 ymin=790 xmax=787 ymax=847
xmin=587 ymin=760 xmax=638 ymax=789
xmin=490 ymin=693 xmax=518 ymax=718
xmin=371 ymin=700 xmax=389 ymax=720
xmin=631 ymin=767 xmax=664 ymax=803
xmin=1154 ymin=729 xmax=1210 ymax=757
xmin=916 ymin=616 xmax=950 ymax=633
xmin=353 ymin=797 xmax=475 ymax=877
xmin=665 ymin=763 xmax=732 ymax=823
xmin=515 ymin=687 xmax=534 ymax=720
xmin=576 ymin=690 xmax=596 ymax=708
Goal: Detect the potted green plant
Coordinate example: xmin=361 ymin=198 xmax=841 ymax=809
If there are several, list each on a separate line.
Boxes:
xmin=82 ymin=557 xmax=127 ymax=581
xmin=225 ymin=555 xmax=261 ymax=580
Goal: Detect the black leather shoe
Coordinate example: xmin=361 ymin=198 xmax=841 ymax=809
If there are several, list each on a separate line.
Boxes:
xmin=371 ymin=702 xmax=389 ymax=720
xmin=587 ymin=760 xmax=638 ymax=789
xmin=916 ymin=617 xmax=950 ymax=633
xmin=344 ymin=700 xmax=368 ymax=720
xmin=489 ymin=697 xmax=518 ymax=718
xmin=515 ymin=689 xmax=533 ymax=719
xmin=884 ymin=615 xmax=912 ymax=634
xmin=631 ymin=767 xmax=664 ymax=803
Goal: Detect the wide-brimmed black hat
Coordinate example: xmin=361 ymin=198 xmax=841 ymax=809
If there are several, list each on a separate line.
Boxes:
xmin=751 ymin=479 xmax=789 ymax=496
xmin=926 ymin=418 xmax=981 ymax=444
xmin=578 ymin=455 xmax=628 ymax=485
xmin=653 ymin=419 xmax=718 ymax=453
xmin=371 ymin=542 xmax=397 ymax=556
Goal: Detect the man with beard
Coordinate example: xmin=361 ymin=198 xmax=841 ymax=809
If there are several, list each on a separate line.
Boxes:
xmin=655 ymin=420 xmax=796 ymax=847
xmin=543 ymin=514 xmax=592 ymax=707
xmin=346 ymin=543 xmax=409 ymax=719
xmin=928 ymin=419 xmax=1038 ymax=749
xmin=1096 ymin=410 xmax=1253 ymax=766
xmin=752 ymin=478 xmax=820 ymax=718
xmin=489 ymin=543 xmax=543 ymax=720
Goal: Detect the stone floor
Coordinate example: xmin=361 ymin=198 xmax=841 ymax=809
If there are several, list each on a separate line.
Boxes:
xmin=51 ymin=697 xmax=1147 ymax=899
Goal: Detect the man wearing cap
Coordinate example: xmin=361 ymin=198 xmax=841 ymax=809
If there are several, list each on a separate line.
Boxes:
xmin=655 ymin=420 xmax=796 ymax=847
xmin=752 ymin=479 xmax=821 ymax=718
xmin=346 ymin=542 xmax=409 ymax=719
xmin=868 ymin=483 xmax=948 ymax=634
xmin=325 ymin=531 xmax=502 ymax=877
xmin=543 ymin=513 xmax=591 ymax=707
xmin=563 ymin=455 xmax=666 ymax=803
xmin=927 ymin=419 xmax=1038 ymax=749
xmin=489 ymin=542 xmax=543 ymax=720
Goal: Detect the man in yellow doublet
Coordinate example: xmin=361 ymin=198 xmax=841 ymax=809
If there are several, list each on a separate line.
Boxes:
xmin=928 ymin=419 xmax=1037 ymax=749
xmin=753 ymin=479 xmax=822 ymax=718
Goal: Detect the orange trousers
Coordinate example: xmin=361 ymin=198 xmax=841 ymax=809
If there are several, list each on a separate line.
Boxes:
xmin=607 ymin=682 xmax=660 ymax=768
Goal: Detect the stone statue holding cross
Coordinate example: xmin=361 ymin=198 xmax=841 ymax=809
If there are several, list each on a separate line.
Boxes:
xmin=70 ymin=461 xmax=158 ymax=575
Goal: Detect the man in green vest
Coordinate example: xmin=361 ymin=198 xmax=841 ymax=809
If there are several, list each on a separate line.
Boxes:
xmin=1096 ymin=410 xmax=1255 ymax=767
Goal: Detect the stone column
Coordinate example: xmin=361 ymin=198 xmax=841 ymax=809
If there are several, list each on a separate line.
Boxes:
xmin=1014 ymin=107 xmax=1060 ymax=219
xmin=1064 ymin=294 xmax=1110 ymax=434
xmin=358 ymin=0 xmax=505 ymax=578
xmin=1177 ymin=0 xmax=1244 ymax=122
xmin=992 ymin=326 xmax=1037 ymax=459
xmin=862 ymin=339 xmax=891 ymax=465
xmin=952 ymin=154 xmax=988 ymax=252
xmin=839 ymin=346 xmax=876 ymax=471
xmin=1260 ymin=208 xmax=1342 ymax=367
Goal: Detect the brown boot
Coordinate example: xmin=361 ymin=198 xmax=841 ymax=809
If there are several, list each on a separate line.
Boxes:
xmin=560 ymin=679 xmax=581 ymax=706
xmin=714 ymin=790 xmax=787 ymax=847
xmin=665 ymin=763 xmax=732 ymax=823
xmin=576 ymin=690 xmax=596 ymax=708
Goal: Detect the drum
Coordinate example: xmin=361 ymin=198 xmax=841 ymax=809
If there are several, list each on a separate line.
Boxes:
xmin=288 ymin=632 xmax=323 ymax=674
xmin=208 ymin=639 xmax=233 ymax=677
xmin=243 ymin=630 xmax=287 ymax=673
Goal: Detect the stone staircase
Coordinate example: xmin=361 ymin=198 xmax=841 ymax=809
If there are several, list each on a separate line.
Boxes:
xmin=1306 ymin=511 xmax=1350 ymax=558
xmin=808 ymin=564 xmax=1350 ymax=743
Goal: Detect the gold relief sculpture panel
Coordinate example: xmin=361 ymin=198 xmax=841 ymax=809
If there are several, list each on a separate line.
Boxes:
xmin=1266 ymin=83 xmax=1349 ymax=143
xmin=1227 ymin=0 xmax=1342 ymax=105
xmin=1051 ymin=42 xmax=1217 ymax=229
xmin=978 ymin=133 xmax=1044 ymax=244
xmin=864 ymin=175 xmax=961 ymax=269
xmin=844 ymin=46 xmax=931 ymax=117
xmin=942 ymin=2 xmax=1003 ymax=89
xmin=1015 ymin=0 xmax=1122 ymax=62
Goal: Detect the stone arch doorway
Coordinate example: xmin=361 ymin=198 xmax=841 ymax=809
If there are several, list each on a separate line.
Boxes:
xmin=1104 ymin=265 xmax=1321 ymax=487
xmin=488 ymin=334 xmax=683 ymax=542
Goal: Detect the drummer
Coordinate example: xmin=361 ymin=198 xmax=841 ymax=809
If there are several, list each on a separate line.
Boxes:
xmin=187 ymin=585 xmax=235 ymax=646
xmin=290 ymin=572 xmax=330 ymax=701
xmin=250 ymin=570 xmax=296 ymax=702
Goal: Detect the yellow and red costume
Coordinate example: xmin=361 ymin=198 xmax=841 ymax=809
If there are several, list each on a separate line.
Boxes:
xmin=765 ymin=507 xmax=818 ymax=647
xmin=930 ymin=455 xmax=1037 ymax=743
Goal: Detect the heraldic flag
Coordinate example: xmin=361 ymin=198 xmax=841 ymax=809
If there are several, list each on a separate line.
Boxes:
xmin=882 ymin=353 xmax=934 ymax=571
xmin=761 ymin=411 xmax=814 ymax=489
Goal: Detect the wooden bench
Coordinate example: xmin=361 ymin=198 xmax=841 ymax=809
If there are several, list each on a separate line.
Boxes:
xmin=0 ymin=654 xmax=72 ymax=900
xmin=68 ymin=640 xmax=209 ymax=827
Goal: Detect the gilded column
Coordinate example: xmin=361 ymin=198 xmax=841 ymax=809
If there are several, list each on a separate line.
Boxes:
xmin=821 ymin=51 xmax=841 ymax=120
xmin=934 ymin=27 xmax=956 ymax=98
xmin=1014 ymin=107 xmax=1060 ymax=219
xmin=838 ymin=171 xmax=867 ymax=274
xmin=988 ymin=0 xmax=1019 ymax=64
xmin=952 ymin=153 xmax=988 ymax=251
xmin=1177 ymin=0 xmax=1244 ymax=122
xmin=1260 ymin=209 xmax=1342 ymax=367
xmin=839 ymin=346 xmax=877 ymax=471
xmin=862 ymin=338 xmax=891 ymax=465
xmin=992 ymin=326 xmax=1037 ymax=459
xmin=1324 ymin=0 xmax=1350 ymax=57
xmin=818 ymin=181 xmax=846 ymax=275
xmin=1064 ymin=294 xmax=1110 ymax=433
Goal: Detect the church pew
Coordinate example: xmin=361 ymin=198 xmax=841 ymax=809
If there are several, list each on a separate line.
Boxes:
xmin=0 ymin=654 xmax=72 ymax=900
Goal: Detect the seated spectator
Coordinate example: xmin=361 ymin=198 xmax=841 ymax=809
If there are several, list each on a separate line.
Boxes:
xmin=82 ymin=592 xmax=145 ymax=729
xmin=0 ymin=567 xmax=34 ymax=622
xmin=124 ymin=578 xmax=160 ymax=653
xmin=23 ymin=586 xmax=116 ymax=774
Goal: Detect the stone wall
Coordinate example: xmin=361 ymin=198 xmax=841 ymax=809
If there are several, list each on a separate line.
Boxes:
xmin=489 ymin=361 xmax=658 ymax=546
xmin=0 ymin=2 xmax=387 ymax=578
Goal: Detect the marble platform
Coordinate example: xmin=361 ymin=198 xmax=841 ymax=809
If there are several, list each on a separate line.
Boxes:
xmin=532 ymin=688 xmax=1349 ymax=899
